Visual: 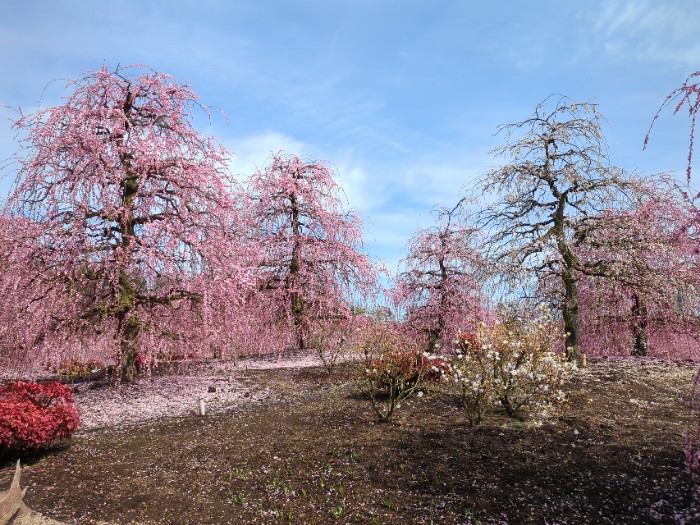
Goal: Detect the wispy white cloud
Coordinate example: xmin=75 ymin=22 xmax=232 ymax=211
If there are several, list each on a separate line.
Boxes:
xmin=593 ymin=0 xmax=700 ymax=66
xmin=333 ymin=163 xmax=385 ymax=213
xmin=224 ymin=131 xmax=307 ymax=179
xmin=1 ymin=0 xmax=694 ymax=273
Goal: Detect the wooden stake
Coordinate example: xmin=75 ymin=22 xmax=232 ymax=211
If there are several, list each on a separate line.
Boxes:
xmin=198 ymin=398 xmax=206 ymax=416
xmin=0 ymin=461 xmax=28 ymax=525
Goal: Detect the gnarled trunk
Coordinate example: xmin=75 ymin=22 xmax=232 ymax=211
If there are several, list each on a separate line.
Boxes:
xmin=562 ymin=271 xmax=580 ymax=361
xmin=117 ymin=309 xmax=140 ymax=383
xmin=115 ymin=91 xmax=141 ymax=381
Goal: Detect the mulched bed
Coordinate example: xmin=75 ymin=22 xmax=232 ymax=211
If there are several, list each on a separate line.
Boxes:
xmin=1 ymin=357 xmax=699 ymax=524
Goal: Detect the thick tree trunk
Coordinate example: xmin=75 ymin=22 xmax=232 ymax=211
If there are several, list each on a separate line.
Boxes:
xmin=630 ymin=293 xmax=649 ymax=357
xmin=118 ymin=310 xmax=140 ymax=383
xmin=116 ymin=172 xmax=140 ymax=381
xmin=288 ymin=189 xmax=306 ymax=350
xmin=114 ymin=90 xmax=142 ymax=382
xmin=427 ymin=235 xmax=449 ymax=354
xmin=562 ymin=271 xmax=580 ymax=362
xmin=427 ymin=329 xmax=440 ymax=354
xmin=291 ymin=292 xmax=305 ymax=350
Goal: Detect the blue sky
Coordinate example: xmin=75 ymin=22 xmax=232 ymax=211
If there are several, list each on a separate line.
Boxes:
xmin=0 ymin=0 xmax=698 ymax=270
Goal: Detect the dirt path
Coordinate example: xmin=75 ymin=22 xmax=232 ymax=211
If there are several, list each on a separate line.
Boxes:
xmin=2 ymin=356 xmax=698 ymax=524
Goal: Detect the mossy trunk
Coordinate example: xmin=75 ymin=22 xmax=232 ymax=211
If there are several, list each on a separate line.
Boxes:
xmin=115 ymin=89 xmax=141 ymax=381
xmin=117 ymin=308 xmax=140 ymax=383
xmin=288 ymin=189 xmax=305 ymax=350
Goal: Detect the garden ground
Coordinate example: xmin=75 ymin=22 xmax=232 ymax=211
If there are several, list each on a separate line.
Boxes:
xmin=1 ymin=355 xmax=698 ymax=524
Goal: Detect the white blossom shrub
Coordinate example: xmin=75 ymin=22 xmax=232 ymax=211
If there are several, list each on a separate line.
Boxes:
xmin=450 ymin=307 xmax=576 ymax=425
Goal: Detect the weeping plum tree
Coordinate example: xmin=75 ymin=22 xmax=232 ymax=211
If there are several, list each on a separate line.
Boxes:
xmin=646 ymin=71 xmax=700 ymax=487
xmin=566 ymin=182 xmax=700 ymax=357
xmin=2 ymin=65 xmax=249 ymax=382
xmin=479 ymin=97 xmax=645 ymax=361
xmin=394 ymin=201 xmax=486 ymax=353
xmin=248 ymin=153 xmax=376 ymax=350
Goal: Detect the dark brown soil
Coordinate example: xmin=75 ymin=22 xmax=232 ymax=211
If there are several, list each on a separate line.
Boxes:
xmin=1 ymin=358 xmax=698 ymax=524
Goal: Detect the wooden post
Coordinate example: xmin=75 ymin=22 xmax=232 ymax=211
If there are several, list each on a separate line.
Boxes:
xmin=0 ymin=461 xmax=29 ymax=525
xmin=582 ymin=353 xmax=587 ymax=368
xmin=198 ymin=398 xmax=206 ymax=416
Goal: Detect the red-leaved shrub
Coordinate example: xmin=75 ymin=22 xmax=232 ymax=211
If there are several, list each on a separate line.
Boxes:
xmin=355 ymin=323 xmax=451 ymax=421
xmin=0 ymin=381 xmax=79 ymax=451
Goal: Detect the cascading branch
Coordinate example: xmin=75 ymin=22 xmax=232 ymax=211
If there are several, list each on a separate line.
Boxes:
xmin=646 ymin=70 xmax=700 ymax=181
xmin=2 ymin=65 xmax=251 ymax=382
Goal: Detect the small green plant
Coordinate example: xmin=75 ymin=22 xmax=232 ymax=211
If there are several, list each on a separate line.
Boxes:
xmin=350 ymin=449 xmax=360 ymax=462
xmin=464 ymin=507 xmax=481 ymax=524
xmin=381 ymin=496 xmax=396 ymax=509
xmin=332 ymin=504 xmax=346 ymax=519
xmin=267 ymin=472 xmax=293 ymax=495
xmin=230 ymin=493 xmax=245 ymax=505
xmin=229 ymin=467 xmax=252 ymax=480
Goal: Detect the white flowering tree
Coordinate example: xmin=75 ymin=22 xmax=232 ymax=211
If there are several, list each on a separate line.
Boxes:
xmin=479 ymin=97 xmax=646 ymax=361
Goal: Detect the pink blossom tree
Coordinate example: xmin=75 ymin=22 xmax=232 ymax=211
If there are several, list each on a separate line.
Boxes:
xmin=393 ymin=201 xmax=486 ymax=353
xmin=246 ymin=152 xmax=377 ymax=351
xmin=2 ymin=65 xmax=250 ymax=382
xmin=571 ymin=182 xmax=700 ymax=358
xmin=646 ymin=72 xmax=700 ymax=486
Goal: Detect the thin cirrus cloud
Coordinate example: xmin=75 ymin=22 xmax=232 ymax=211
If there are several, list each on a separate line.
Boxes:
xmin=225 ymin=131 xmax=308 ymax=181
xmin=593 ymin=0 xmax=700 ymax=66
xmin=0 ymin=0 xmax=698 ymax=273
